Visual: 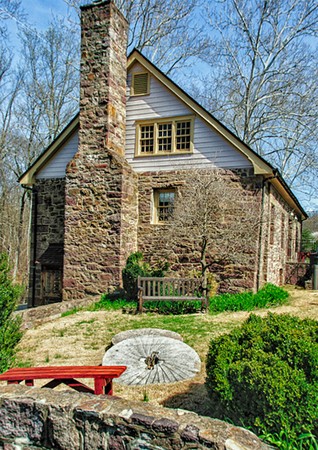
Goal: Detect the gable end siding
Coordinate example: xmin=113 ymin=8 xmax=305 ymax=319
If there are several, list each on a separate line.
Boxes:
xmin=36 ymin=131 xmax=79 ymax=179
xmin=126 ymin=65 xmax=253 ymax=172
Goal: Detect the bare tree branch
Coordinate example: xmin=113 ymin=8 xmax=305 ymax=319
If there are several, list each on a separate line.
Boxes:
xmin=195 ymin=0 xmax=318 ymax=203
xmin=63 ymin=0 xmax=207 ymax=74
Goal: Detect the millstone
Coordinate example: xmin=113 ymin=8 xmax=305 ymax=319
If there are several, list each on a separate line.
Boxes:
xmin=103 ymin=335 xmax=201 ymax=386
xmin=111 ymin=328 xmax=183 ymax=346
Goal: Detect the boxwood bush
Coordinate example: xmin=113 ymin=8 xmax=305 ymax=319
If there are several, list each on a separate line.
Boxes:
xmin=206 ymin=313 xmax=318 ymax=438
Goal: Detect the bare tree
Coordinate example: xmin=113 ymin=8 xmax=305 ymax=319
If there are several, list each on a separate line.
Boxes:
xmin=163 ymin=170 xmax=259 ymax=296
xmin=64 ymin=0 xmax=207 ymax=74
xmin=18 ymin=16 xmax=79 ymax=146
xmin=196 ymin=0 xmax=318 ymax=203
xmin=0 ymin=0 xmax=22 ymax=37
xmin=0 ymin=13 xmax=79 ymax=281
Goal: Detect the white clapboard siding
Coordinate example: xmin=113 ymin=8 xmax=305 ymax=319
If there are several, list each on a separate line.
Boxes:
xmin=36 ymin=131 xmax=79 ymax=179
xmin=126 ymin=64 xmax=252 ymax=172
xmin=35 ymin=64 xmax=252 ymax=179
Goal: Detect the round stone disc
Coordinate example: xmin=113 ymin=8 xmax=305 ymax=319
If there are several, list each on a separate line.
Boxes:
xmin=102 ymin=335 xmax=201 ymax=386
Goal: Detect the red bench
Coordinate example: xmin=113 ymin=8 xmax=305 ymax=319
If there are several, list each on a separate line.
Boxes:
xmin=0 ymin=365 xmax=126 ymax=395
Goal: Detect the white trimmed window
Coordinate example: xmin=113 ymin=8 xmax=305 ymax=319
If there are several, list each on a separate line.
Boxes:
xmin=153 ymin=189 xmax=175 ymax=223
xmin=136 ymin=116 xmax=194 ymax=156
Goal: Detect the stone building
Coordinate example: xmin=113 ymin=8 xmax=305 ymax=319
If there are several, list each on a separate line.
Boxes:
xmin=19 ymin=0 xmax=306 ymax=307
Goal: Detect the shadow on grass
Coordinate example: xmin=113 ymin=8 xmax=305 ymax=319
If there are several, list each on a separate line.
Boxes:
xmin=162 ymin=382 xmax=218 ymax=418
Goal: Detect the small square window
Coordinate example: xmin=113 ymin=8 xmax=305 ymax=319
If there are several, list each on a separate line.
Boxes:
xmin=153 ymin=189 xmax=175 ymax=223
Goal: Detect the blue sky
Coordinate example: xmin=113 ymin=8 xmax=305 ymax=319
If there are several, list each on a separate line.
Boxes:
xmin=20 ymin=0 xmax=72 ymax=28
xmin=6 ymin=0 xmax=77 ymax=46
xmin=4 ymin=0 xmax=317 ymax=211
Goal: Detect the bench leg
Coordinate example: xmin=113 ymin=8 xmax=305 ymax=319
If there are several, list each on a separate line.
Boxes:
xmin=25 ymin=379 xmax=34 ymax=386
xmin=137 ymin=288 xmax=143 ymax=314
xmin=42 ymin=378 xmax=94 ymax=394
xmin=94 ymin=377 xmax=112 ymax=395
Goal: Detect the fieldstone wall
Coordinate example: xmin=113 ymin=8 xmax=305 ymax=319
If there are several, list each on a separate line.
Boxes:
xmin=137 ymin=168 xmax=263 ymax=293
xmin=0 ymin=386 xmax=270 ymax=450
xmin=28 ymin=178 xmax=65 ymax=307
xmin=64 ymin=1 xmax=138 ymax=300
xmin=261 ymin=183 xmax=302 ymax=286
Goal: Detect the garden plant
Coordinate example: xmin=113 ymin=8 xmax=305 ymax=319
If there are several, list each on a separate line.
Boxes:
xmin=206 ymin=313 xmax=318 ymax=445
xmin=0 ymin=253 xmax=23 ymax=373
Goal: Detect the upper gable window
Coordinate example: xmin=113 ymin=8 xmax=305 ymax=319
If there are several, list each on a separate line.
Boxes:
xmin=136 ymin=116 xmax=194 ymax=156
xmin=131 ymin=72 xmax=150 ymax=96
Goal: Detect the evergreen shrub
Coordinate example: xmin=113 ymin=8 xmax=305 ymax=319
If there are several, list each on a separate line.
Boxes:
xmin=122 ymin=252 xmax=168 ymax=300
xmin=206 ymin=313 xmax=318 ymax=438
xmin=0 ymin=253 xmax=23 ymax=373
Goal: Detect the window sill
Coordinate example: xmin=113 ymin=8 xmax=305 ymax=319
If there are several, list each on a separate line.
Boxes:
xmin=134 ymin=150 xmax=193 ymax=158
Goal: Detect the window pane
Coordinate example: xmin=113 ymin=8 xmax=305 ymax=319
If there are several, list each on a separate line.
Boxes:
xmin=158 ymin=123 xmax=172 ymax=152
xmin=140 ymin=125 xmax=154 ymax=153
xmin=176 ymin=121 xmax=191 ymax=151
xmin=158 ymin=191 xmax=175 ymax=221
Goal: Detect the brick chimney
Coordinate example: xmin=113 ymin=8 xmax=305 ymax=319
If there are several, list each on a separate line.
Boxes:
xmin=63 ymin=0 xmax=138 ymax=300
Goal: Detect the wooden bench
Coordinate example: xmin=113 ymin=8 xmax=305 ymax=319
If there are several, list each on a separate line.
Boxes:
xmin=137 ymin=276 xmax=208 ymax=313
xmin=0 ymin=365 xmax=127 ymax=395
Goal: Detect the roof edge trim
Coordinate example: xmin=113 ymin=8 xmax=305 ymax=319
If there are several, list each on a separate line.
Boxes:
xmin=19 ymin=114 xmax=79 ymax=186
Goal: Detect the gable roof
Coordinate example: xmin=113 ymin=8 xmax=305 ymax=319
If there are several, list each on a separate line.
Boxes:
xmin=19 ymin=114 xmax=79 ymax=186
xmin=19 ymin=49 xmax=307 ymax=219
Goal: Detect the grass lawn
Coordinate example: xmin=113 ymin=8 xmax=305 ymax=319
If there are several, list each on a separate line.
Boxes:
xmin=12 ymin=286 xmax=318 ymax=417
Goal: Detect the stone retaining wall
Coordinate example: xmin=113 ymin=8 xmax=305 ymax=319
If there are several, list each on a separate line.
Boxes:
xmin=0 ymin=385 xmax=270 ymax=450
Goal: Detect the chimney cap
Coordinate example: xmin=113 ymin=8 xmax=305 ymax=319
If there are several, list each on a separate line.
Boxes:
xmin=81 ymin=0 xmax=113 ymax=11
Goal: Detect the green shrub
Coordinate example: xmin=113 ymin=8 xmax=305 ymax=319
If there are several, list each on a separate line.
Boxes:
xmin=143 ymin=300 xmax=202 ymax=315
xmin=122 ymin=252 xmax=168 ymax=300
xmin=209 ymin=283 xmax=289 ymax=312
xmin=206 ymin=313 xmax=318 ymax=438
xmin=0 ymin=253 xmax=23 ymax=373
xmin=253 ymin=283 xmax=289 ymax=307
xmin=261 ymin=429 xmax=318 ymax=450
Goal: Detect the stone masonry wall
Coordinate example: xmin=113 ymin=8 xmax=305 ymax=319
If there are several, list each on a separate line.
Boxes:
xmin=261 ymin=183 xmax=302 ymax=286
xmin=0 ymin=386 xmax=270 ymax=450
xmin=28 ymin=178 xmax=65 ymax=307
xmin=64 ymin=1 xmax=138 ymax=300
xmin=137 ymin=168 xmax=263 ymax=293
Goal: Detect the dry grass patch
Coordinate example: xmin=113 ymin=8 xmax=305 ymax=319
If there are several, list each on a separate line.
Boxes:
xmin=12 ymin=286 xmax=318 ymax=416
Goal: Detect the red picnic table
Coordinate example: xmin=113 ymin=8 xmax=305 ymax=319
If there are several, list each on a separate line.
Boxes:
xmin=0 ymin=365 xmax=127 ymax=395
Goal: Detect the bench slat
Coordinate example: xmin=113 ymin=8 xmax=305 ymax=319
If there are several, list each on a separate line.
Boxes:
xmin=137 ymin=276 xmax=207 ymax=313
xmin=0 ymin=366 xmax=126 ymax=381
xmin=0 ymin=365 xmax=127 ymax=396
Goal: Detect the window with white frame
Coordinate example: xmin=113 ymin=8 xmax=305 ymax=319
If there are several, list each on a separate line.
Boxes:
xmin=136 ymin=116 xmax=194 ymax=156
xmin=153 ymin=189 xmax=175 ymax=223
